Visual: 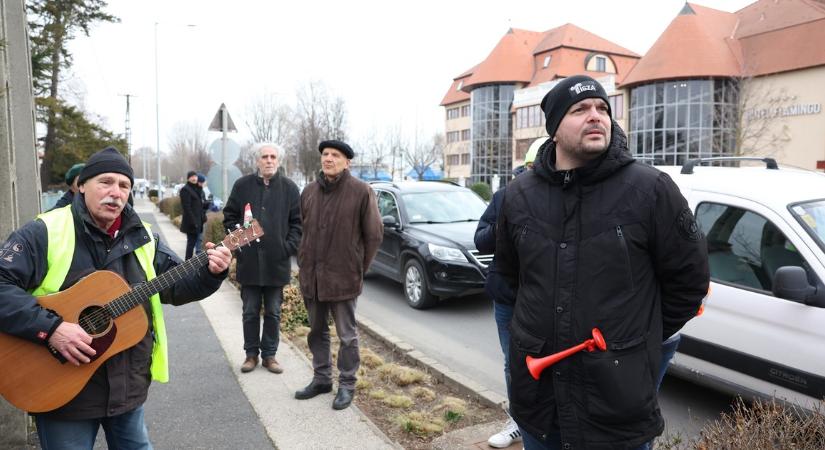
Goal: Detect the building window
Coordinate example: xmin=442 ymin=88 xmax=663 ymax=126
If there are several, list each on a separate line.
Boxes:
xmin=609 ymin=94 xmax=624 ymax=120
xmin=456 ymin=80 xmax=463 ymax=91
xmin=460 ymin=105 xmax=470 ymax=117
xmin=471 ymin=84 xmax=515 ymax=185
xmin=447 ymin=107 xmax=460 ymax=120
xmin=596 ymin=56 xmax=606 ymax=72
xmin=461 ymin=129 xmax=470 ymax=141
xmin=515 ymin=105 xmax=545 ymax=129
xmin=447 ymin=154 xmax=460 ymax=165
xmin=461 ymin=153 xmax=470 ymax=165
xmin=543 ymin=55 xmax=551 ymax=68
xmin=628 ymin=78 xmax=736 ymax=165
xmin=446 ymin=131 xmax=461 ymax=143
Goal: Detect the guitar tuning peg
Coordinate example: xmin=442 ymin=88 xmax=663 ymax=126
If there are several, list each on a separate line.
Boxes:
xmin=235 ymin=224 xmax=241 ymax=229
xmin=256 ymin=238 xmax=260 ymax=242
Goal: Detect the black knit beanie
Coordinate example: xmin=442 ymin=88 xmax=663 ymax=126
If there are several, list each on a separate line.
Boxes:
xmin=78 ymin=147 xmax=134 ymax=186
xmin=540 ymin=75 xmax=611 ymax=138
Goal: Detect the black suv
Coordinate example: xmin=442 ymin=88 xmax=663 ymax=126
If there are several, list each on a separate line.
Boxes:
xmin=368 ymin=181 xmax=492 ymax=309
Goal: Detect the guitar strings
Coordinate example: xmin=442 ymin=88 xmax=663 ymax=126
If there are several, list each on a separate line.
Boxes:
xmin=77 ymin=234 xmax=245 ymax=331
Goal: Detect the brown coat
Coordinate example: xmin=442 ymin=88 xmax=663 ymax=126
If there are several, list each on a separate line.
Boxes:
xmin=298 ymin=170 xmax=383 ymax=301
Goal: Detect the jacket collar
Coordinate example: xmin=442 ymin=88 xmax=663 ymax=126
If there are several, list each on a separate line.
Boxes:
xmin=317 ymin=169 xmax=350 ymax=193
xmin=533 ymin=120 xmax=634 ymax=187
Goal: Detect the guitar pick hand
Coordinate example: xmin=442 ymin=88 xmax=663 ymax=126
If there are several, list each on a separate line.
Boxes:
xmin=48 ymin=322 xmax=95 ymax=366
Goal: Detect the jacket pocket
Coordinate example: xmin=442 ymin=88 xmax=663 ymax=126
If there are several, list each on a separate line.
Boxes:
xmin=582 ymin=344 xmax=654 ymax=424
xmin=508 ymin=325 xmax=550 ymax=406
xmin=615 ymin=225 xmax=635 ymax=292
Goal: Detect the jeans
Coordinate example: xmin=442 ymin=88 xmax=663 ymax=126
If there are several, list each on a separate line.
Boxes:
xmin=523 ymin=431 xmax=649 ymax=450
xmin=35 ymin=406 xmax=152 ymax=450
xmin=493 ymin=302 xmax=514 ymax=402
xmin=193 ymin=231 xmax=204 ymax=255
xmin=657 ymin=334 xmax=681 ymax=390
xmin=184 ymin=232 xmax=199 ymax=260
xmin=241 ymin=285 xmax=284 ymax=358
xmin=304 ymin=297 xmax=360 ymax=389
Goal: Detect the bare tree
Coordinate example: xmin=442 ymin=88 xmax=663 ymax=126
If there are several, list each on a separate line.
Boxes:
xmin=294 ymin=81 xmax=348 ymax=181
xmin=356 ymin=129 xmax=391 ymax=181
xmin=731 ymin=75 xmax=792 ymax=157
xmin=405 ymin=133 xmax=444 ymax=180
xmin=235 ymin=141 xmax=257 ymax=176
xmin=244 ymin=93 xmax=296 ymax=170
xmin=167 ymin=120 xmax=209 ymax=181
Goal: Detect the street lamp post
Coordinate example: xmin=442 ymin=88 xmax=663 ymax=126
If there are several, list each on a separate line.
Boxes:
xmin=154 ymin=22 xmax=162 ymax=199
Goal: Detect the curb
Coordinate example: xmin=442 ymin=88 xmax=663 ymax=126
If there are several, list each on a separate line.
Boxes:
xmin=356 ymin=316 xmax=508 ymax=410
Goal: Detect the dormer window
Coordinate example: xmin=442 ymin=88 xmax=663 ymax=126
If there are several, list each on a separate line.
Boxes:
xmin=456 ymin=80 xmax=463 ymax=91
xmin=584 ymin=53 xmax=615 ymax=73
xmin=543 ymin=55 xmax=551 ymax=68
xmin=596 ymin=56 xmax=606 ymax=72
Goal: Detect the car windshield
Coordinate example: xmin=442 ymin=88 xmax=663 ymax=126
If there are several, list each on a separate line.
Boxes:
xmin=402 ymin=190 xmax=487 ymax=224
xmin=791 ymin=199 xmax=825 ymax=252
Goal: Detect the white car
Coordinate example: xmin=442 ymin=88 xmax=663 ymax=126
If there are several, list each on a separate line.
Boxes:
xmin=658 ymin=157 xmax=825 ymax=412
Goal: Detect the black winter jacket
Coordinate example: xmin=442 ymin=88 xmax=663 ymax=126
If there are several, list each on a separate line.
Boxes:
xmin=0 ymin=194 xmax=227 ymax=419
xmin=474 ymin=188 xmax=515 ymax=305
xmin=223 ymin=172 xmax=302 ymax=287
xmin=495 ymin=123 xmax=709 ymax=449
xmin=179 ymin=182 xmax=203 ymax=234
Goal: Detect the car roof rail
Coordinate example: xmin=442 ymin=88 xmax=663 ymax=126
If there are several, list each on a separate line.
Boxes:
xmin=368 ymin=180 xmax=399 ymax=189
xmin=680 ymin=156 xmax=779 ymax=174
xmin=634 ymin=156 xmax=667 ymax=166
xmin=419 ymin=179 xmax=461 ymax=186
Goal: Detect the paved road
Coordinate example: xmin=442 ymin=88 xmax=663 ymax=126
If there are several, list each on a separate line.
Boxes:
xmin=89 ymin=210 xmax=275 ymax=449
xmin=358 ymin=275 xmax=736 ymax=441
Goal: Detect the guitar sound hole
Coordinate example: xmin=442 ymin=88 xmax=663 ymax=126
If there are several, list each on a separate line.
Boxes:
xmin=79 ymin=306 xmax=112 ymax=336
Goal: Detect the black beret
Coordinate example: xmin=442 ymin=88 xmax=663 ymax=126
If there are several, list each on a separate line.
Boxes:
xmin=318 ymin=139 xmax=354 ymax=159
xmin=78 ymin=147 xmax=134 ymax=186
xmin=187 ymin=170 xmax=197 ymax=179
xmin=540 ymin=75 xmax=611 ymax=138
xmin=64 ymin=163 xmax=85 ymax=185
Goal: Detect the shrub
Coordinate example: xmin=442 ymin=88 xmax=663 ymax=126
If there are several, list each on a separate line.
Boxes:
xmin=470 ymin=182 xmax=492 ymax=201
xmin=203 ymin=212 xmax=226 ymax=248
xmin=148 ymin=189 xmax=158 ymax=199
xmin=280 ymin=275 xmax=309 ymax=333
xmin=158 ymin=196 xmax=182 ymax=220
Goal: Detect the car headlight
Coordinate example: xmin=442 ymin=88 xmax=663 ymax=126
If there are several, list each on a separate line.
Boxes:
xmin=428 ymin=243 xmax=468 ymax=263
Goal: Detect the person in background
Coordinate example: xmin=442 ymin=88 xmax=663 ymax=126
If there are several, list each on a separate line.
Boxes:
xmin=496 ymin=75 xmax=709 ymax=449
xmin=294 ymin=139 xmax=383 ymax=410
xmin=475 ymin=136 xmax=547 ymax=448
xmin=194 ymin=173 xmax=209 ymax=254
xmin=179 ymin=170 xmax=204 ymax=260
xmin=0 ymin=147 xmax=231 ymax=449
xmin=223 ymin=143 xmax=302 ymax=374
xmin=50 ymin=163 xmax=85 ymax=211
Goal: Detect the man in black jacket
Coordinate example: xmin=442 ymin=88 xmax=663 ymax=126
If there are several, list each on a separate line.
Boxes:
xmin=223 ymin=143 xmax=302 ymax=374
xmin=496 ymin=76 xmax=709 ymax=449
xmin=0 ymin=147 xmax=231 ymax=449
xmin=179 ymin=170 xmax=204 ymax=259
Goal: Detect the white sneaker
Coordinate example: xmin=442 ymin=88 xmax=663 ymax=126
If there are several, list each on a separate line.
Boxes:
xmin=487 ymin=418 xmax=522 ymax=448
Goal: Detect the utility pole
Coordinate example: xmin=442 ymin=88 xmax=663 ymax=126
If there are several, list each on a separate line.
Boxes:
xmin=119 ymin=93 xmax=135 ymax=163
xmin=1 ymin=0 xmax=41 ymax=446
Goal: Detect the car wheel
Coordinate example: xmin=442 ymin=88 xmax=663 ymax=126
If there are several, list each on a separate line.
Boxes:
xmin=403 ymin=259 xmax=437 ymax=309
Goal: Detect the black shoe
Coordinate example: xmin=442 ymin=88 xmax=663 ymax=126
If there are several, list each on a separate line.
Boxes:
xmin=332 ymin=388 xmax=354 ymax=410
xmin=294 ymin=381 xmax=333 ymax=400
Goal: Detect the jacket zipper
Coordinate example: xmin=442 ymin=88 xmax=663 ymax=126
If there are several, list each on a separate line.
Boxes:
xmin=616 ymin=226 xmax=634 ymax=291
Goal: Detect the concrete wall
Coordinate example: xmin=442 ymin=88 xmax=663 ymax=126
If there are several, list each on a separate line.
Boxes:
xmin=0 ymin=0 xmax=41 ymax=445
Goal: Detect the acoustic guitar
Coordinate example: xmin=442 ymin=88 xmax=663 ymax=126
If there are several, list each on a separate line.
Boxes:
xmin=0 ymin=220 xmax=263 ymax=413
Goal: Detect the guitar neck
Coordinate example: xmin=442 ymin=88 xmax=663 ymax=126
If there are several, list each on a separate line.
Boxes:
xmin=106 ymin=249 xmax=212 ymax=319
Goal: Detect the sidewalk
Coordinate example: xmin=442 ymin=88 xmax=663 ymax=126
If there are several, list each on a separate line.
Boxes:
xmin=135 ymin=198 xmax=397 ymax=450
xmin=138 ymin=197 xmax=520 ymax=449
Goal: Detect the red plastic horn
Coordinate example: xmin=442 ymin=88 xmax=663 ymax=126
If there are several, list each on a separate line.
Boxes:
xmin=525 ymin=328 xmax=607 ymax=380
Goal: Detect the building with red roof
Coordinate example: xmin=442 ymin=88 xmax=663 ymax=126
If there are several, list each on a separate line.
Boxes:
xmin=442 ymin=0 xmax=825 ymax=184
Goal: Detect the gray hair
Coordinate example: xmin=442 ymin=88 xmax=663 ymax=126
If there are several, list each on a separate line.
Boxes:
xmin=251 ymin=142 xmax=284 ymax=160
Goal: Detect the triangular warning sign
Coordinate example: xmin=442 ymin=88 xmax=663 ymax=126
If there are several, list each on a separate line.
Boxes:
xmin=208 ymin=103 xmax=238 ymax=132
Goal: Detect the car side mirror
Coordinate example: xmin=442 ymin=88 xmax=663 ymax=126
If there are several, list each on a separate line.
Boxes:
xmin=773 ymin=266 xmax=817 ymax=303
xmin=382 ymin=215 xmax=399 ymax=228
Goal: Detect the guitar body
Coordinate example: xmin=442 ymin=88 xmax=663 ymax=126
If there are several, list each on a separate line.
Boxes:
xmin=0 ymin=271 xmax=149 ymax=413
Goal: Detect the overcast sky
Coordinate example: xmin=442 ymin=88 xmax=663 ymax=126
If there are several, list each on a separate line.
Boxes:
xmin=65 ymin=0 xmax=754 ymax=156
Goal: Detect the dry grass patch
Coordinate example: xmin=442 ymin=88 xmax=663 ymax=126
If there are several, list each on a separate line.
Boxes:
xmin=433 ymin=396 xmax=467 ymax=423
xmin=411 ymin=387 xmax=436 ymax=403
xmin=384 ymin=394 xmax=414 ymax=409
xmin=360 ymin=348 xmax=385 ymax=369
xmin=293 ymin=326 xmax=310 ymax=337
xmin=355 ymin=378 xmax=373 ymax=391
xmin=368 ymin=389 xmax=388 ymax=401
xmin=377 ymin=363 xmax=428 ymax=387
xmin=396 ymin=412 xmax=445 ymax=436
